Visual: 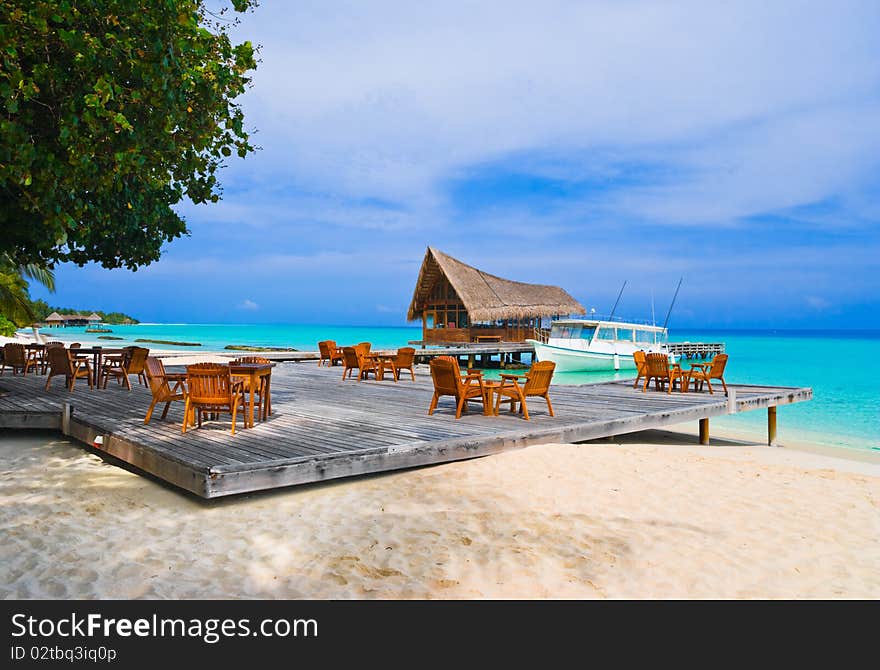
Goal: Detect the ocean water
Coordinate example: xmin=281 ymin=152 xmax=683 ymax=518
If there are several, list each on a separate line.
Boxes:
xmin=25 ymin=324 xmax=879 ymax=453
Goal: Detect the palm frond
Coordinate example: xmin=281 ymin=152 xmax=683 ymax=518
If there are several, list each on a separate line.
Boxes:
xmin=18 ymin=263 xmax=55 ymax=292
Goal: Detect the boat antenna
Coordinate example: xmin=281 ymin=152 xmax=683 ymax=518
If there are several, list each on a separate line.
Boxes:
xmin=651 ymin=290 xmax=656 ymax=327
xmin=608 ymin=280 xmax=627 ymax=322
xmin=662 ymin=277 xmax=683 ymax=330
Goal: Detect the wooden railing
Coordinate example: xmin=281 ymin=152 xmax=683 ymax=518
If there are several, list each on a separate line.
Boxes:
xmin=532 ymin=327 xmax=550 ymax=343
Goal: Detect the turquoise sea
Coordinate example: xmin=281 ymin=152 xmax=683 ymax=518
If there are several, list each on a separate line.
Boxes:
xmin=26 ymin=324 xmax=879 ymax=453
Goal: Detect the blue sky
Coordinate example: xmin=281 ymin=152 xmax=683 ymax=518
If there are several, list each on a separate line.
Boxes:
xmin=31 ymin=0 xmax=880 ymax=328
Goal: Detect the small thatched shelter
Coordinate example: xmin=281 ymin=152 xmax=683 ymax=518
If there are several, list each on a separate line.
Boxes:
xmin=87 ymin=312 xmax=102 ymax=322
xmin=408 ymin=247 xmax=585 ymax=344
xmin=44 ymin=312 xmax=64 ymax=328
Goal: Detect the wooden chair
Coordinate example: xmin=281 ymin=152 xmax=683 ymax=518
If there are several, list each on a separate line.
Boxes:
xmin=642 ymin=352 xmax=687 ymax=394
xmin=318 ymin=340 xmax=343 ymax=367
xmin=689 ymin=354 xmax=729 ymax=394
xmin=427 ymin=356 xmax=486 ymax=419
xmin=341 ymin=346 xmax=378 ymax=381
xmin=391 ymin=346 xmax=416 ymax=381
xmin=355 ymin=342 xmax=371 ymax=355
xmin=39 ymin=342 xmax=64 ymax=374
xmin=632 ymin=350 xmax=647 ymax=389
xmin=230 ymin=356 xmax=272 ymax=421
xmin=0 ymin=343 xmax=36 ymax=376
xmin=101 ymin=346 xmax=149 ymax=390
xmin=182 ymin=363 xmax=246 ymax=435
xmin=494 ymin=360 xmax=556 ymax=420
xmin=143 ymin=357 xmax=186 ymax=424
xmin=44 ymin=346 xmax=93 ymax=391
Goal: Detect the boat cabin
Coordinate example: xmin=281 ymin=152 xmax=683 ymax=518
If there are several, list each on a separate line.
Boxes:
xmin=548 ymin=319 xmax=667 ymax=345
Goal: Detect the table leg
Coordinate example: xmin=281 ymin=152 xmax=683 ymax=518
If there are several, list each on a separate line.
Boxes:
xmin=264 ymin=374 xmax=272 ymax=418
xmin=93 ymin=352 xmax=100 ymax=388
xmin=248 ymin=371 xmax=256 ymax=428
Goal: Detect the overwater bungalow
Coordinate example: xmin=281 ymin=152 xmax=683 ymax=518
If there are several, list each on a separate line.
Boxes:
xmin=408 ymin=247 xmax=585 ymax=345
xmin=42 ymin=312 xmax=99 ymax=328
xmin=44 ymin=312 xmax=65 ymax=328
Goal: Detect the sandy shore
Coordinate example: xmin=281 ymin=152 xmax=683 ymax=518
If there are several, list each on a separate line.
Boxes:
xmin=1 ymin=428 xmax=877 ymax=599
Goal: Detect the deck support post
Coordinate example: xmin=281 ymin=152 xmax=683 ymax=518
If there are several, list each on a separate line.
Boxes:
xmin=61 ymin=402 xmax=71 ymax=436
xmin=467 ymin=354 xmax=475 ymax=369
xmin=768 ymin=406 xmax=777 ymax=446
xmin=699 ymin=417 xmax=709 ymax=445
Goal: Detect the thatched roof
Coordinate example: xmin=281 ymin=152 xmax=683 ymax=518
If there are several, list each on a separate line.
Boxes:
xmin=408 ymin=247 xmax=585 ymax=322
xmin=87 ymin=313 xmax=102 ymax=321
xmin=45 ymin=312 xmax=64 ymax=321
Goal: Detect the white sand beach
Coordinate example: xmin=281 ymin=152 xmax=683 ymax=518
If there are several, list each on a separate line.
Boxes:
xmin=1 ymin=428 xmax=877 ymax=599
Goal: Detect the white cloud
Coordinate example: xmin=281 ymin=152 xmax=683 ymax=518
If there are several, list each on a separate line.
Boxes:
xmin=219 ymin=0 xmax=880 ymax=229
xmin=238 ymin=299 xmax=259 ymax=311
xmin=806 ymin=296 xmax=832 ymax=311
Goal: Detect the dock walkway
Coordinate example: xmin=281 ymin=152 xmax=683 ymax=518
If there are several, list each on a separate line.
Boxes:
xmin=0 ymin=363 xmax=810 ymax=499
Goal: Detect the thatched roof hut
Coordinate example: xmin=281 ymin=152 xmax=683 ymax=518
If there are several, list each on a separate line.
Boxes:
xmin=87 ymin=312 xmax=102 ymax=321
xmin=408 ymin=247 xmax=584 ymax=343
xmin=45 ymin=312 xmax=64 ymax=322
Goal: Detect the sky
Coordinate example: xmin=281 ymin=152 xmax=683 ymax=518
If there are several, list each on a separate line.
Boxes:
xmin=31 ymin=0 xmax=880 ymax=328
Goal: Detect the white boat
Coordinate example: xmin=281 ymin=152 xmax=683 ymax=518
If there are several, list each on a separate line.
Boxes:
xmin=526 ymin=319 xmax=670 ymax=372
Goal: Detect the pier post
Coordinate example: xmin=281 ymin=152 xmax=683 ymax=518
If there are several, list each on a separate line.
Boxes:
xmin=768 ymin=406 xmax=777 ymax=446
xmin=62 ymin=402 xmax=71 ymax=436
xmin=467 ymin=354 xmax=475 ymax=370
xmin=699 ymin=418 xmax=709 ymax=445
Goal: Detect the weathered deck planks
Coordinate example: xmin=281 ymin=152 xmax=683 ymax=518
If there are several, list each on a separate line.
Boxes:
xmin=0 ymin=362 xmax=811 ymax=498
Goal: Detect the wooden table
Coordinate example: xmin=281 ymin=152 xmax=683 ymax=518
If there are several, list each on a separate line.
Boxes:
xmin=683 ymin=362 xmax=712 ymax=392
xmin=474 ymin=335 xmax=503 ymax=343
xmin=479 ymin=380 xmax=503 ymax=416
xmin=69 ymin=347 xmax=127 ymax=387
xmin=229 ymin=362 xmax=274 ymax=428
xmin=367 ymin=353 xmax=397 ymax=381
xmin=24 ymin=344 xmax=45 ymax=373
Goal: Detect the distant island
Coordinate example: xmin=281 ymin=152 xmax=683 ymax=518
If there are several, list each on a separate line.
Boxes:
xmin=27 ymin=299 xmax=139 ymax=325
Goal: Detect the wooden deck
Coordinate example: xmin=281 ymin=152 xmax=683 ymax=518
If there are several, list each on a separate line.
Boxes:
xmin=0 ymin=363 xmax=811 ymax=499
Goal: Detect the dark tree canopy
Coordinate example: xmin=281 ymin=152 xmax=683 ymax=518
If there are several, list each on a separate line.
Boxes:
xmin=0 ymin=0 xmax=257 ymax=270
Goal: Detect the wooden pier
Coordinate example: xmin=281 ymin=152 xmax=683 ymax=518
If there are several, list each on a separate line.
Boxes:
xmin=0 ymin=363 xmax=810 ymax=499
xmin=666 ymin=342 xmax=726 ymax=359
xmin=180 ymin=340 xmax=724 ymax=368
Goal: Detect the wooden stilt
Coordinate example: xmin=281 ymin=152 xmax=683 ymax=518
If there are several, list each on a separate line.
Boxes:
xmin=699 ymin=417 xmax=709 ymax=445
xmin=768 ymin=406 xmax=777 ymax=446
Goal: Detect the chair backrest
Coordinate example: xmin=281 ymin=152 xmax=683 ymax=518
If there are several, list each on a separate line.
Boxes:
xmin=645 ymin=352 xmax=670 ymax=376
xmin=144 ymin=356 xmax=171 ymax=398
xmin=186 ymin=363 xmax=235 ymax=404
xmin=395 ymin=347 xmax=415 ymax=367
xmin=523 ymin=361 xmax=555 ymax=395
xmin=429 ymin=357 xmax=462 ymax=397
xmin=342 ymin=346 xmax=360 ymax=368
xmin=46 ymin=346 xmax=73 ymax=375
xmin=356 ymin=342 xmax=371 ymax=355
xmin=3 ymin=343 xmax=25 ymax=366
xmin=69 ymin=342 xmax=81 ymax=349
xmin=126 ymin=347 xmax=150 ymax=374
xmin=633 ymin=350 xmax=646 ymax=370
xmin=317 ymin=341 xmax=331 ymax=358
xmin=708 ymin=353 xmax=728 ymax=377
xmin=435 ymin=355 xmax=461 ymax=374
